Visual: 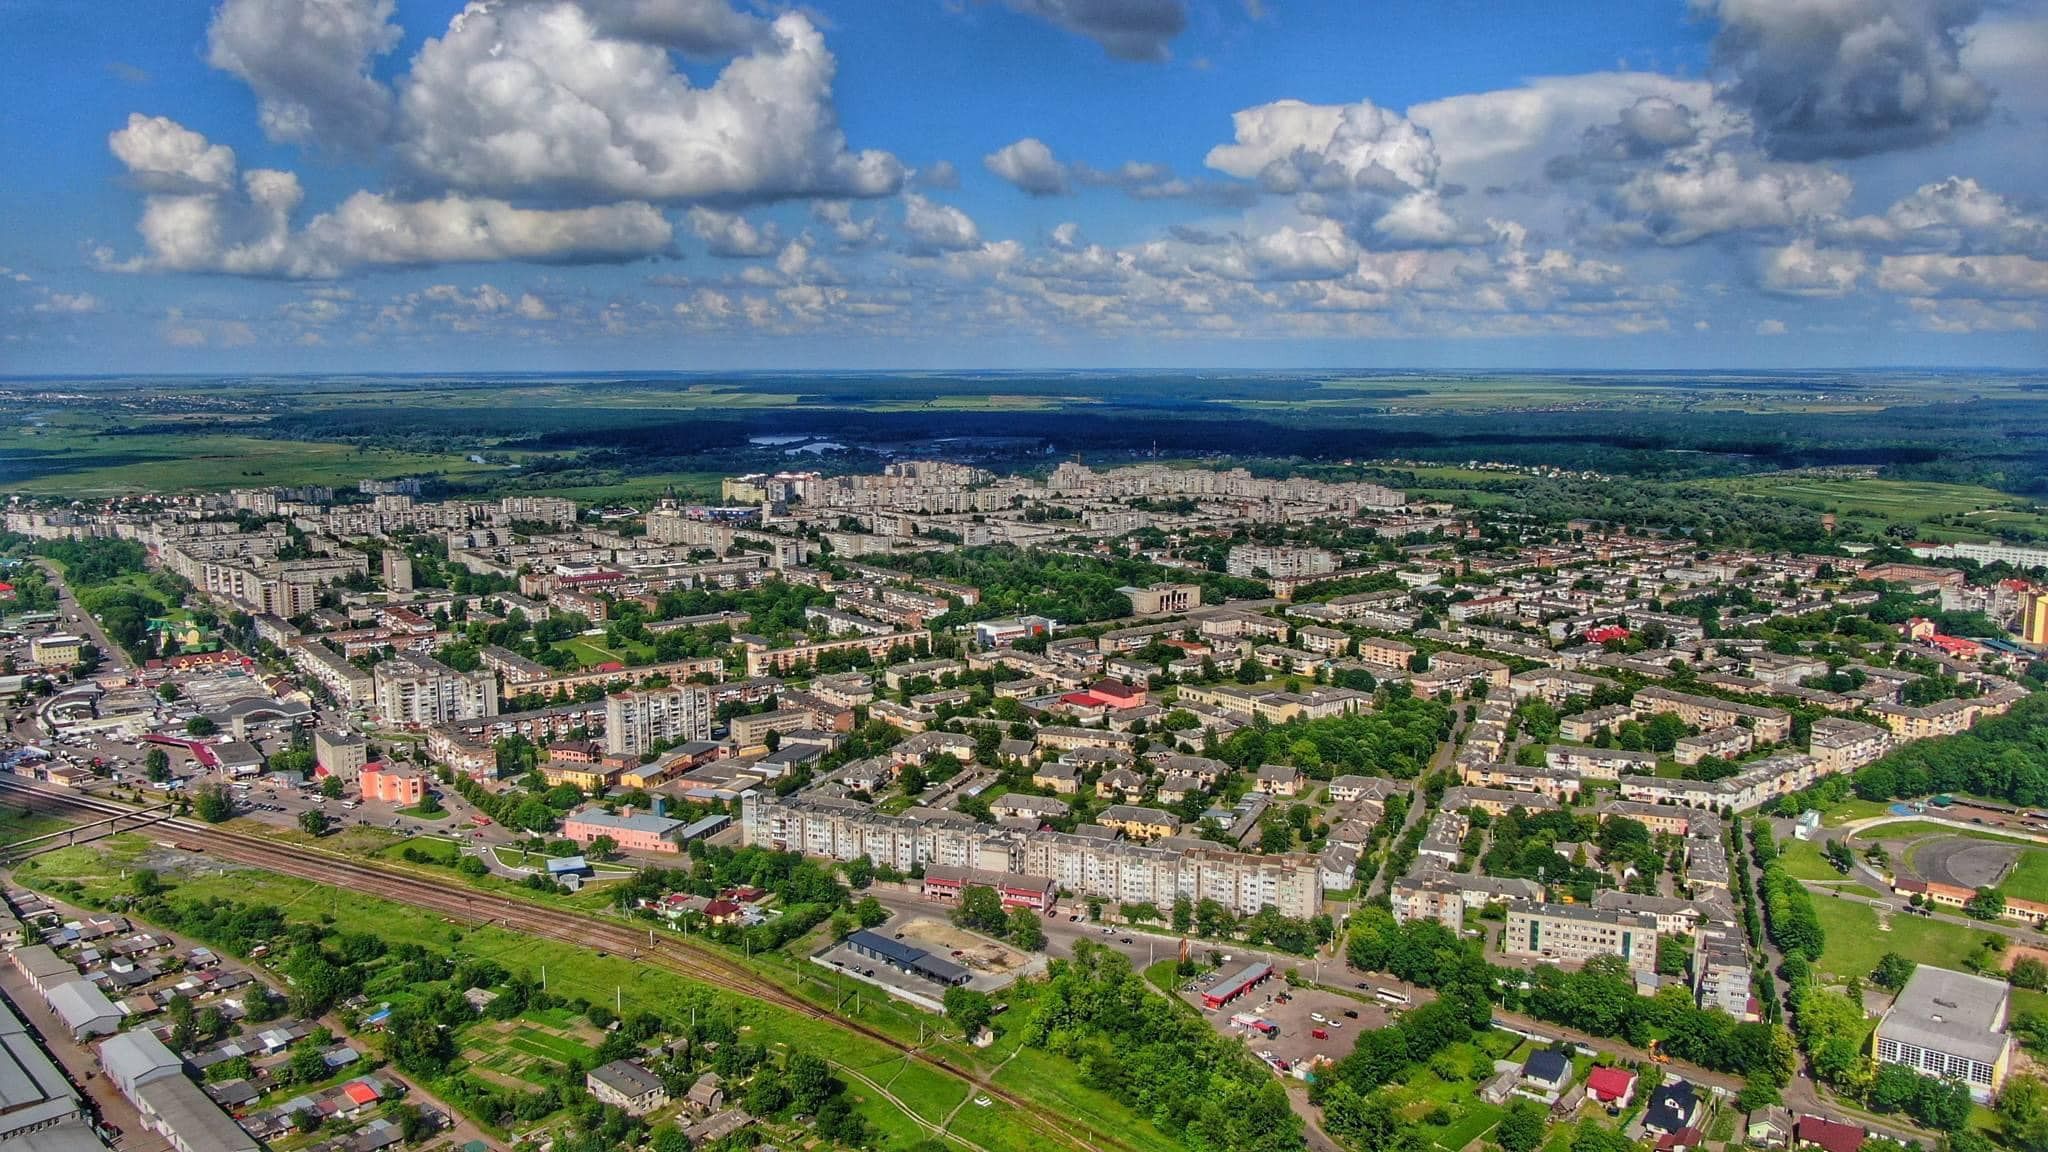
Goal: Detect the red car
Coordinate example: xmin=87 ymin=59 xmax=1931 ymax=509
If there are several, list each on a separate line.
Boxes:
xmin=1311 ymin=1028 xmax=1328 ymax=1040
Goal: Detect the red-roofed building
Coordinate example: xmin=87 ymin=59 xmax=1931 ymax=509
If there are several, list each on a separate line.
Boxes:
xmin=1796 ymin=1115 xmax=1864 ymax=1152
xmin=1059 ymin=693 xmax=1108 ymax=720
xmin=1586 ymin=1066 xmax=1637 ymax=1109
xmin=1585 ymin=625 xmax=1630 ymax=645
xmin=1085 ymin=679 xmax=1148 ymax=709
xmin=1656 ymin=1128 xmax=1704 ymax=1152
xmin=342 ymin=1080 xmax=381 ymax=1108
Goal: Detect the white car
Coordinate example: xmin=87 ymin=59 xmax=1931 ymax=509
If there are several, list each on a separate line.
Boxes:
xmin=1309 ymin=1012 xmax=1327 ymax=1024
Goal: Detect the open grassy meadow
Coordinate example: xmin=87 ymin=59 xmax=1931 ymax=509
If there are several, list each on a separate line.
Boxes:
xmin=2001 ymin=849 xmax=2048 ymax=905
xmin=1701 ymin=474 xmax=2048 ymax=542
xmin=1810 ymin=894 xmax=2002 ymax=982
xmin=0 ymin=425 xmax=508 ymax=495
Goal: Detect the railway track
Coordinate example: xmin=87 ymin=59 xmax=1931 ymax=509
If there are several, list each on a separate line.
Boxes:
xmin=0 ymin=779 xmax=1135 ymax=1152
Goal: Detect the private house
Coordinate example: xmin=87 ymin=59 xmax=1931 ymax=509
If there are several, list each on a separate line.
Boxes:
xmin=1514 ymin=1050 xmax=1575 ymax=1105
xmin=1586 ymin=1066 xmax=1637 ymax=1111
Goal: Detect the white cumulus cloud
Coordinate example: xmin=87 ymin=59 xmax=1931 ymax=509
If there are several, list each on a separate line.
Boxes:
xmin=902 ymin=194 xmax=983 ymax=254
xmin=1206 ymin=98 xmax=1438 ymax=195
xmin=207 ymin=0 xmax=401 ymax=156
xmin=985 ymin=138 xmax=1071 ymax=197
xmin=397 ymin=6 xmax=902 ymax=204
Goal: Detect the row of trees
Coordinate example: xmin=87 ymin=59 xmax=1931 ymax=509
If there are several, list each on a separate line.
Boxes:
xmin=1023 ymin=941 xmax=1303 ymax=1152
xmin=1345 ymin=909 xmax=1795 ymax=1088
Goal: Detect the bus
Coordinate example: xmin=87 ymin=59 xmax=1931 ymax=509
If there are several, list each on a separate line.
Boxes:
xmin=471 ymin=813 xmax=493 ymax=827
xmin=1374 ymin=988 xmax=1410 ymax=1006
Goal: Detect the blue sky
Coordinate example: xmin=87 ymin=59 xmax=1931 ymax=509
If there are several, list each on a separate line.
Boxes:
xmin=2 ymin=0 xmax=2046 ymax=372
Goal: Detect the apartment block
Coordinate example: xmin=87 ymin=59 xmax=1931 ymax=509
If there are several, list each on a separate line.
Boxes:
xmin=605 ymin=684 xmax=714 ymax=757
xmin=1503 ymin=903 xmax=1660 ymax=975
xmin=372 ymin=651 xmax=499 ymax=726
xmin=1226 ymin=545 xmax=1338 ymax=580
xmin=742 ymin=795 xmax=1320 ymax=919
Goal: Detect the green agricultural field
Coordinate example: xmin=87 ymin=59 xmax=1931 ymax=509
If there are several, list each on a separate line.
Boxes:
xmin=1700 ymin=475 xmax=2048 ymax=542
xmin=1810 ymin=895 xmax=1999 ymax=982
xmin=0 ymin=427 xmax=506 ymax=495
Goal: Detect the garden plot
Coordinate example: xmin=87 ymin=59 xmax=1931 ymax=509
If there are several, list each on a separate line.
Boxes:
xmin=459 ymin=1012 xmax=603 ymax=1090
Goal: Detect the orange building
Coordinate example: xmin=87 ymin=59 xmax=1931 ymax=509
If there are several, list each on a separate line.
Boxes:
xmin=358 ymin=765 xmax=427 ymax=806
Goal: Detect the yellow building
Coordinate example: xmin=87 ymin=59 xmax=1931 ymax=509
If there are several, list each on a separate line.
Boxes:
xmin=29 ymin=634 xmax=83 ymax=668
xmin=540 ymin=760 xmax=622 ymax=792
xmin=2023 ymin=591 xmax=2048 ymax=646
xmin=1097 ymin=804 xmax=1182 ymax=841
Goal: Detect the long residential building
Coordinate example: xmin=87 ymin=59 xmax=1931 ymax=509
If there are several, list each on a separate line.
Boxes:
xmin=741 ymin=631 xmax=929 ymax=677
xmin=1631 ymin=686 xmax=1793 ymax=744
xmin=741 ymin=794 xmax=1321 ymax=918
xmin=605 ymin=684 xmax=714 ymax=757
xmin=1503 ymin=903 xmax=1660 ymax=975
xmin=1618 ymin=753 xmax=1832 ymax=813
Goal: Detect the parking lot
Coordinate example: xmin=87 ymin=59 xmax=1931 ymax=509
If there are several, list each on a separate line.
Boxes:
xmin=1176 ymin=971 xmax=1404 ymax=1076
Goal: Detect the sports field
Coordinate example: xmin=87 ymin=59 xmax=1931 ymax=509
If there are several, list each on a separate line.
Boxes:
xmin=1810 ymin=895 xmax=1997 ymax=981
xmin=2003 ymin=849 xmax=2048 ymax=904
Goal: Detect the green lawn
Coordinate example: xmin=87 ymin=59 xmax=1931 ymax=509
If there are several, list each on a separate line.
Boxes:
xmin=1870 ymin=820 xmax=2040 ymax=845
xmin=553 ymin=636 xmax=656 ymax=669
xmin=1774 ymin=838 xmax=1851 ymax=884
xmin=397 ymin=805 xmax=450 ymax=822
xmin=1811 ymin=895 xmax=2000 ymax=981
xmin=0 ymin=806 xmax=72 ymax=845
xmin=1821 ymin=797 xmax=1900 ymax=827
xmin=2000 ymin=848 xmax=2048 ymax=904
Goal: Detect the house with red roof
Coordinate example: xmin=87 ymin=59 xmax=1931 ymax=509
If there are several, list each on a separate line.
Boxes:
xmin=1655 ymin=1127 xmax=1704 ymax=1152
xmin=1796 ymin=1115 xmax=1865 ymax=1152
xmin=1585 ymin=1065 xmax=1637 ymax=1110
xmin=1058 ymin=693 xmax=1109 ymax=721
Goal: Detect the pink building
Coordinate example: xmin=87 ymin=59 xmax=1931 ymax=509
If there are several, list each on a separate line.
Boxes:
xmin=561 ymin=805 xmax=685 ymax=854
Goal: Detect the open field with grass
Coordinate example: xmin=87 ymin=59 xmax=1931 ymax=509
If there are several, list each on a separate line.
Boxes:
xmin=1700 ymin=475 xmax=2048 ymax=542
xmin=0 ymin=426 xmax=509 ymax=495
xmin=1822 ymin=797 xmax=1901 ymax=827
xmin=1776 ymin=837 xmax=1852 ymax=884
xmin=0 ymin=806 xmax=73 ymax=844
xmin=2002 ymin=849 xmax=2048 ymax=904
xmin=1810 ymin=894 xmax=2001 ymax=981
xmin=553 ymin=635 xmax=655 ymax=668
xmin=1857 ymin=820 xmax=2042 ymax=847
